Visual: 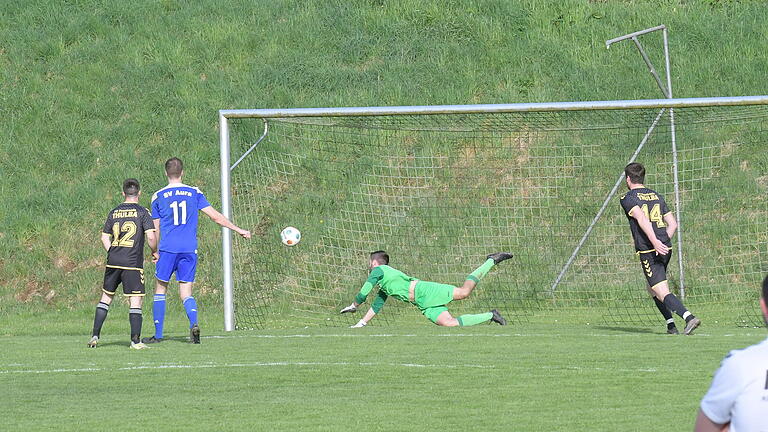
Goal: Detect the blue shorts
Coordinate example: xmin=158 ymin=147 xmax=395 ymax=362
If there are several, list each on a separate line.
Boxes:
xmin=156 ymin=252 xmax=198 ymax=283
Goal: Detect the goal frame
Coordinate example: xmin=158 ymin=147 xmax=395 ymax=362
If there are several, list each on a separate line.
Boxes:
xmin=218 ymin=95 xmax=768 ymax=331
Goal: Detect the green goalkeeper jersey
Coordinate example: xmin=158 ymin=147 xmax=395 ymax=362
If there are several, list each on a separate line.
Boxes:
xmin=354 ymin=265 xmax=415 ymax=312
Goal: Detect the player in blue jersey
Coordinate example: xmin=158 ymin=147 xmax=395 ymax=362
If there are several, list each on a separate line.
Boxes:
xmin=142 ymin=157 xmax=251 ymax=344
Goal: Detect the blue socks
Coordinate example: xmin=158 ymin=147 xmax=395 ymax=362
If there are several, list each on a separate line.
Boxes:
xmin=152 ymin=293 xmax=166 ymax=339
xmin=152 ymin=294 xmax=199 ymax=337
xmin=183 ymin=296 xmax=198 ymax=328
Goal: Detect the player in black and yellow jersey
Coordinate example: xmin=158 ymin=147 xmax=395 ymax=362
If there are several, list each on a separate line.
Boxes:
xmin=88 ymin=178 xmax=158 ymax=349
xmin=620 ymin=163 xmax=701 ymax=335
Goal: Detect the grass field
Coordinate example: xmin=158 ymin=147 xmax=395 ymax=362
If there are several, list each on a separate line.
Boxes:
xmin=3 ymin=323 xmax=765 ymax=431
xmin=2 ymin=2 xmax=768 ymax=430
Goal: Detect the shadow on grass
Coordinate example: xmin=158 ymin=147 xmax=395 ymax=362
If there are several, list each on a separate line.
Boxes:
xmin=88 ymin=341 xmax=132 ymax=348
xmin=90 ymin=336 xmax=192 ymax=348
xmin=158 ymin=336 xmax=193 ymax=344
xmin=594 ymin=326 xmax=662 ymax=335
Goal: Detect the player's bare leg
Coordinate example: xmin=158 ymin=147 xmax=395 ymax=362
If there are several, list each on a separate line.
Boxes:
xmin=649 ymin=281 xmax=671 ymax=299
xmin=650 ymin=281 xmax=700 ymax=335
xmin=435 ymin=311 xmax=460 ymax=327
xmin=155 ymin=279 xmax=168 ymax=296
xmin=179 ymin=281 xmax=192 ymax=299
xmin=453 ymin=280 xmax=477 ymax=300
xmin=98 ymin=292 xmax=115 ymax=306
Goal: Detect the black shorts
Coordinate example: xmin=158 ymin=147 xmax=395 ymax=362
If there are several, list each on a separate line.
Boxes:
xmin=637 ymin=250 xmax=671 ymax=289
xmin=103 ymin=266 xmax=145 ymax=296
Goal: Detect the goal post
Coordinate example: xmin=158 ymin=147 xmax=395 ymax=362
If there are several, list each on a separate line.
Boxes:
xmin=219 ymin=96 xmax=768 ymax=330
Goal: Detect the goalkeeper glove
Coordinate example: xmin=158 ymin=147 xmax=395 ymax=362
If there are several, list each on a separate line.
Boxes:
xmin=350 ymin=320 xmax=366 ymax=328
xmin=340 ymin=303 xmax=357 ymax=314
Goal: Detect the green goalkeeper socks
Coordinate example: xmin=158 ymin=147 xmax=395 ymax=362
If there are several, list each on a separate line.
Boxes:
xmin=457 ymin=312 xmax=493 ymax=326
xmin=467 ymin=258 xmax=495 ymax=283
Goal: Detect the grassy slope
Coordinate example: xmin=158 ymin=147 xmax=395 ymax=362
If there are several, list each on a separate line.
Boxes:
xmin=1 ymin=0 xmax=768 ymax=331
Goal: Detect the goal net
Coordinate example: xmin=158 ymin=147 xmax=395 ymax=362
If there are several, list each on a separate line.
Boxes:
xmin=221 ymin=98 xmax=768 ymax=329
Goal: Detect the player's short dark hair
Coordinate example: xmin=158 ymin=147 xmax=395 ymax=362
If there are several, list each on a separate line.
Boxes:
xmin=165 ymin=157 xmax=183 ymax=178
xmin=370 ymin=250 xmax=389 ymax=265
xmin=762 ymin=274 xmax=768 ymax=300
xmin=123 ymin=178 xmax=140 ymax=197
xmin=625 ymin=162 xmax=646 ymax=184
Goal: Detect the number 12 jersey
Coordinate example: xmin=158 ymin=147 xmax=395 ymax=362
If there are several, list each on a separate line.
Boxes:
xmin=103 ymin=203 xmax=155 ymax=269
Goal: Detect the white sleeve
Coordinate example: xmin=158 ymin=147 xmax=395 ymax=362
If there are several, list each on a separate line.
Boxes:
xmin=699 ymin=353 xmax=742 ymax=425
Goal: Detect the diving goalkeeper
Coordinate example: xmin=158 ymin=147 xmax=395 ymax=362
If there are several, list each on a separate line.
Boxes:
xmin=340 ymin=250 xmax=512 ymax=327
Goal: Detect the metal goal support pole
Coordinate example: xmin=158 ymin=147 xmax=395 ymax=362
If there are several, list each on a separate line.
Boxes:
xmin=663 ymin=28 xmax=686 ymax=299
xmin=219 ymin=113 xmax=235 ymax=331
xmin=607 ymin=25 xmax=685 ymax=298
xmin=549 ymin=109 xmax=667 ymax=296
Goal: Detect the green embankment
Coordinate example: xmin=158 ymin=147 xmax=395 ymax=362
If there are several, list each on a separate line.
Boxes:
xmin=1 ymin=0 xmax=767 ymax=334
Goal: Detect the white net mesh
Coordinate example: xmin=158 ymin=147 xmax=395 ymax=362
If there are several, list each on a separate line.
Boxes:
xmin=227 ymin=104 xmax=768 ymax=329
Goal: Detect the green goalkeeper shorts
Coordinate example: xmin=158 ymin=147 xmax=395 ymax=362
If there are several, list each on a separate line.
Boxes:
xmin=414 ymin=281 xmax=455 ymax=323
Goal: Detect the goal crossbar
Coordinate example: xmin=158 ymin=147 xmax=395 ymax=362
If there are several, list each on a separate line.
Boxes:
xmin=220 ymin=95 xmax=768 ymax=120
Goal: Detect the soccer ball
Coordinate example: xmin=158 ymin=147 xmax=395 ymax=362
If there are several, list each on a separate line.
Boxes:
xmin=280 ymin=226 xmax=301 ymax=246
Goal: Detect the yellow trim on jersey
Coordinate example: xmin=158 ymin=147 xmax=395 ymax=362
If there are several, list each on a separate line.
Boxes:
xmin=663 ymin=211 xmax=672 ymax=216
xmin=649 ymin=280 xmax=668 ymax=290
xmin=145 ymin=228 xmax=157 ymax=232
xmin=106 ymin=265 xmax=144 ymax=272
xmin=636 ymin=249 xmax=656 ymax=255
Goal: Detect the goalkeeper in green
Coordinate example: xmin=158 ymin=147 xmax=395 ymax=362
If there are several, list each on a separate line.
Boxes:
xmin=340 ymin=250 xmax=512 ymax=327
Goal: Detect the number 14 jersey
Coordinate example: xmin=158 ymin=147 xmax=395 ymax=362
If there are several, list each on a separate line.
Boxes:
xmin=151 ymin=183 xmax=211 ymax=253
xmin=619 ymin=187 xmax=672 ymax=252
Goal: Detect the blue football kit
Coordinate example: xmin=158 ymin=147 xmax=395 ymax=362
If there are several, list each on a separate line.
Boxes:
xmin=151 ymin=183 xmax=211 ymax=282
xmin=150 ymin=182 xmax=211 ymax=338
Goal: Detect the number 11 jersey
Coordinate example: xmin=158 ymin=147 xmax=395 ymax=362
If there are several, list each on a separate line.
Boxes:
xmin=151 ymin=183 xmax=211 ymax=253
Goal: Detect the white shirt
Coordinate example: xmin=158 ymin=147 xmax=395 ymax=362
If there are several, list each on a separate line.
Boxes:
xmin=700 ymin=337 xmax=768 ymax=432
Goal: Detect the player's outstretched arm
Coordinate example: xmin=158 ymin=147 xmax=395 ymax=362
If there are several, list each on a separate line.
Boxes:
xmin=201 ymin=206 xmax=252 ymax=239
xmin=351 ymin=308 xmax=377 ymax=328
xmin=629 ymin=207 xmax=669 ymax=255
xmin=346 ymin=268 xmax=384 ymax=322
